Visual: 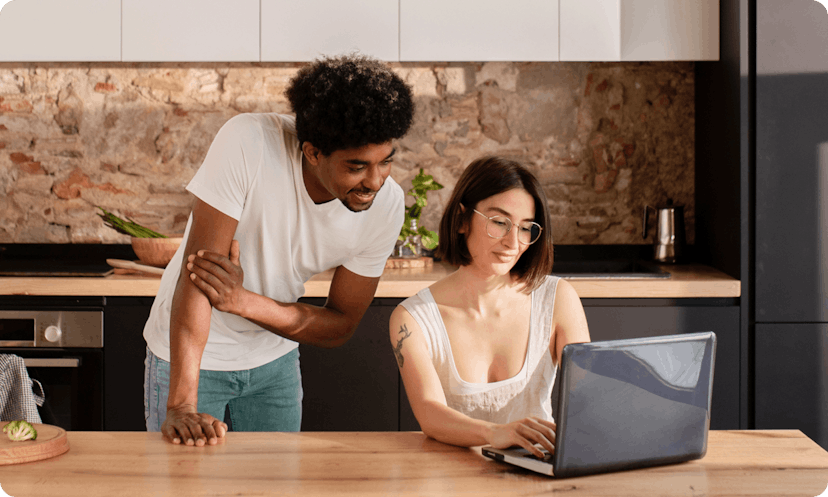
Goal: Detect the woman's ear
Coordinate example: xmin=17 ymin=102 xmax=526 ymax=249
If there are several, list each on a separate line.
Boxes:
xmin=457 ymin=204 xmax=468 ymax=234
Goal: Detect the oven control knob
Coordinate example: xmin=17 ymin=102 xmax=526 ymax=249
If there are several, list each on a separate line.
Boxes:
xmin=44 ymin=325 xmax=62 ymax=343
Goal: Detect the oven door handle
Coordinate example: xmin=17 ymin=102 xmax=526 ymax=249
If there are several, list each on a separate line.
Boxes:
xmin=23 ymin=358 xmax=80 ymax=368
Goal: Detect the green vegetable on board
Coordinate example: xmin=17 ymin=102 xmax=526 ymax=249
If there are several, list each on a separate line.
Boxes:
xmin=96 ymin=207 xmax=167 ymax=238
xmin=3 ymin=420 xmax=37 ymax=441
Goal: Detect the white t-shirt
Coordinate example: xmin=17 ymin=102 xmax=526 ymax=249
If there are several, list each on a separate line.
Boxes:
xmin=143 ymin=113 xmax=405 ymax=371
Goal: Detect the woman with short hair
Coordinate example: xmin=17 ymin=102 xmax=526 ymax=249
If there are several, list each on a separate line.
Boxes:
xmin=389 ymin=156 xmax=591 ymax=458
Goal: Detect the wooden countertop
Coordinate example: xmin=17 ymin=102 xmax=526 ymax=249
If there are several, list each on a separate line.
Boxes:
xmin=0 ymin=262 xmax=740 ymax=299
xmin=1 ymin=430 xmax=825 ymax=496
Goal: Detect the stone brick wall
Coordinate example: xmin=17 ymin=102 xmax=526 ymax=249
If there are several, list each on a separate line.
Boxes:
xmin=0 ymin=61 xmax=694 ymax=245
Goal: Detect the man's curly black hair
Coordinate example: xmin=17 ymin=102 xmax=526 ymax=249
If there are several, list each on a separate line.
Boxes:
xmin=286 ymin=54 xmax=415 ymax=156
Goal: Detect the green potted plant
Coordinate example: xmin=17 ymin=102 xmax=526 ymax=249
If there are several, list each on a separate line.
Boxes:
xmin=395 ymin=169 xmax=444 ymax=258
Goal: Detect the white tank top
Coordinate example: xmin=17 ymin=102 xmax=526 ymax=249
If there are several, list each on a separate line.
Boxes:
xmin=400 ymin=276 xmax=560 ymax=424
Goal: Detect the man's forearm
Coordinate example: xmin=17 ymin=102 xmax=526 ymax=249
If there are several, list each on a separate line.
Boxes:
xmin=237 ymin=291 xmax=357 ymax=348
xmin=167 ymin=276 xmax=213 ymax=409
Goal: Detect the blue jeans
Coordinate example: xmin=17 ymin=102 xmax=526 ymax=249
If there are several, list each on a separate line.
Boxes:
xmin=144 ymin=347 xmax=303 ymax=432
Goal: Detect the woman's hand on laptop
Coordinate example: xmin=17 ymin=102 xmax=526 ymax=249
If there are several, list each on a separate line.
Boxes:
xmin=485 ymin=417 xmax=556 ymax=459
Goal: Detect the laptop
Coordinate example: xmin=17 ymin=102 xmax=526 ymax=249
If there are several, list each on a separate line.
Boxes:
xmin=482 ymin=331 xmax=716 ymax=478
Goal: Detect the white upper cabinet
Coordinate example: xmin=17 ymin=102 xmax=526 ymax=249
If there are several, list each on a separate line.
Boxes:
xmin=399 ymin=0 xmax=559 ymax=61
xmin=122 ymin=0 xmax=259 ymax=62
xmin=0 ymin=0 xmax=120 ymax=61
xmin=262 ymin=0 xmax=398 ymax=62
xmin=559 ymin=0 xmax=621 ymax=61
xmin=560 ymin=0 xmax=719 ymax=61
xmin=0 ymin=0 xmax=719 ymax=62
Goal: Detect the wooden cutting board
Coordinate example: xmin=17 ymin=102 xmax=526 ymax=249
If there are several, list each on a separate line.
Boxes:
xmin=0 ymin=423 xmax=69 ymax=465
xmin=106 ymin=258 xmax=165 ymax=276
xmin=385 ymin=257 xmax=433 ymax=269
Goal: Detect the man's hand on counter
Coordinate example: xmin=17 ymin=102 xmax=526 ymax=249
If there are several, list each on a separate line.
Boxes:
xmin=162 ymin=404 xmax=227 ymax=447
xmin=187 ymin=239 xmax=251 ymax=316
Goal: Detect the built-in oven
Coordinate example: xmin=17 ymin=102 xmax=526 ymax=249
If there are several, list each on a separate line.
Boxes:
xmin=0 ymin=299 xmax=104 ymax=431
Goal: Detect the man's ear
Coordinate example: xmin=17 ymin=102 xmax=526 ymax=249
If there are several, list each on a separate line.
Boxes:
xmin=302 ymin=142 xmax=322 ymax=165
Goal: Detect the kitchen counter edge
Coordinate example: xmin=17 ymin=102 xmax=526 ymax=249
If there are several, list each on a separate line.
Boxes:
xmin=0 ymin=262 xmax=741 ymax=299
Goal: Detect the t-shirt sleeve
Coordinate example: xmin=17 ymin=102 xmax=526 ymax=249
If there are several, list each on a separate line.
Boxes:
xmin=186 ymin=114 xmax=263 ymax=221
xmin=342 ymin=183 xmax=405 ymax=278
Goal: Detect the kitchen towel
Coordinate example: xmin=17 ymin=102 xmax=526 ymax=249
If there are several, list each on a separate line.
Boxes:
xmin=0 ymin=354 xmax=44 ymax=424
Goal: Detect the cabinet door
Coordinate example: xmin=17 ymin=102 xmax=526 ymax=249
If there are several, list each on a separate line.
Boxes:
xmin=582 ymin=304 xmax=740 ymax=429
xmin=122 ymin=0 xmax=259 ymax=62
xmin=619 ymin=0 xmax=719 ymax=61
xmin=560 ymin=0 xmax=719 ymax=61
xmin=0 ymin=0 xmax=120 ymax=61
xmin=298 ymin=299 xmax=401 ymax=431
xmin=104 ymin=297 xmax=155 ymax=431
xmin=262 ymin=0 xmax=398 ymax=62
xmin=559 ymin=0 xmax=622 ymax=61
xmin=755 ymin=0 xmax=828 ymax=323
xmin=399 ymin=0 xmax=559 ymax=62
xmin=755 ymin=324 xmax=828 ymax=450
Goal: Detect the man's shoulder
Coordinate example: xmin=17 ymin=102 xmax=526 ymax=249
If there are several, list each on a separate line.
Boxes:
xmin=374 ymin=175 xmax=405 ymax=215
xmin=221 ymin=113 xmax=298 ymax=154
xmin=224 ymin=112 xmax=294 ymax=134
xmin=382 ymin=175 xmax=404 ymax=200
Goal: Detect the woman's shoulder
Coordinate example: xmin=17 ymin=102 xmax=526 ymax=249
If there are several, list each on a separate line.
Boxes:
xmin=532 ymin=276 xmax=582 ymax=313
xmin=552 ymin=276 xmax=578 ymax=297
xmin=532 ymin=274 xmax=562 ymax=296
xmin=396 ymin=287 xmax=433 ymax=315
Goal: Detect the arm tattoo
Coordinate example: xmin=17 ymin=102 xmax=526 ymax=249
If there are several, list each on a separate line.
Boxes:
xmin=393 ymin=323 xmax=412 ymax=368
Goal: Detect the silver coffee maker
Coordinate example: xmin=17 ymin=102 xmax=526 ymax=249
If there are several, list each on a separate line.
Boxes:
xmin=643 ymin=202 xmax=685 ymax=263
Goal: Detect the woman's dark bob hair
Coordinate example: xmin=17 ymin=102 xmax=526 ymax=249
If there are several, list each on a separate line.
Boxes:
xmin=436 ymin=156 xmax=553 ymax=293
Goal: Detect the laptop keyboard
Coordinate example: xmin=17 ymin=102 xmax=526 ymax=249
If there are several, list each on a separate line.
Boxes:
xmin=523 ymin=448 xmax=553 ymax=462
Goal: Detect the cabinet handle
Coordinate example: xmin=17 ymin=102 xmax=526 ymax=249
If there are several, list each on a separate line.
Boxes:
xmin=23 ymin=358 xmax=80 ymax=368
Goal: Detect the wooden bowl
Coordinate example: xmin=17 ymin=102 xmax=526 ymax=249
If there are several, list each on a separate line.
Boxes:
xmin=131 ymin=236 xmax=183 ymax=268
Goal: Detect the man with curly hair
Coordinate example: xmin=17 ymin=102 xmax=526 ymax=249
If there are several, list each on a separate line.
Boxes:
xmin=142 ymin=54 xmax=415 ymax=446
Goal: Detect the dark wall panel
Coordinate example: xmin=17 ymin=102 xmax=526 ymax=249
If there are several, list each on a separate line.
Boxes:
xmin=755 ymin=323 xmax=828 ymax=449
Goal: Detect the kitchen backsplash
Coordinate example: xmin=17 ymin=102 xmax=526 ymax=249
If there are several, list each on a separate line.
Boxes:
xmin=0 ymin=61 xmax=694 ymax=245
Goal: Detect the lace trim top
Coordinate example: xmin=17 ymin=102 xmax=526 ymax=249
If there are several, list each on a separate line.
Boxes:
xmin=400 ymin=276 xmax=560 ymax=424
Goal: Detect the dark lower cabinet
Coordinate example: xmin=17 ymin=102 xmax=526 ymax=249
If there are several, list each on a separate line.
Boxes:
xmin=103 ymin=296 xmax=740 ymax=433
xmin=103 ymin=296 xmax=155 ymax=431
xmin=298 ymin=298 xmax=402 ymax=431
xmin=755 ymin=324 xmax=828 ymax=449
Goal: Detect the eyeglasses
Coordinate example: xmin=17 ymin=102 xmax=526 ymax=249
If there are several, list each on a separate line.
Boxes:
xmin=472 ymin=208 xmax=543 ymax=245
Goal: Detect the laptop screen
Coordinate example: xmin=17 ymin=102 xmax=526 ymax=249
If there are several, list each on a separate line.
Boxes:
xmin=552 ymin=332 xmax=716 ymax=478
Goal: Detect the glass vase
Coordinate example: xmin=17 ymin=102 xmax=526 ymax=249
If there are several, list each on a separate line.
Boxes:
xmin=394 ymin=219 xmax=423 ymax=259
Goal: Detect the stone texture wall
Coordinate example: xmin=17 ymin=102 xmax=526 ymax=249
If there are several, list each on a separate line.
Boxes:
xmin=0 ymin=61 xmax=694 ymax=245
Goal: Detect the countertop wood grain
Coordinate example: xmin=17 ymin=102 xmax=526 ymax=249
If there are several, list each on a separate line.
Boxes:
xmin=0 ymin=262 xmax=740 ymax=299
xmin=0 ymin=430 xmax=824 ymax=496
